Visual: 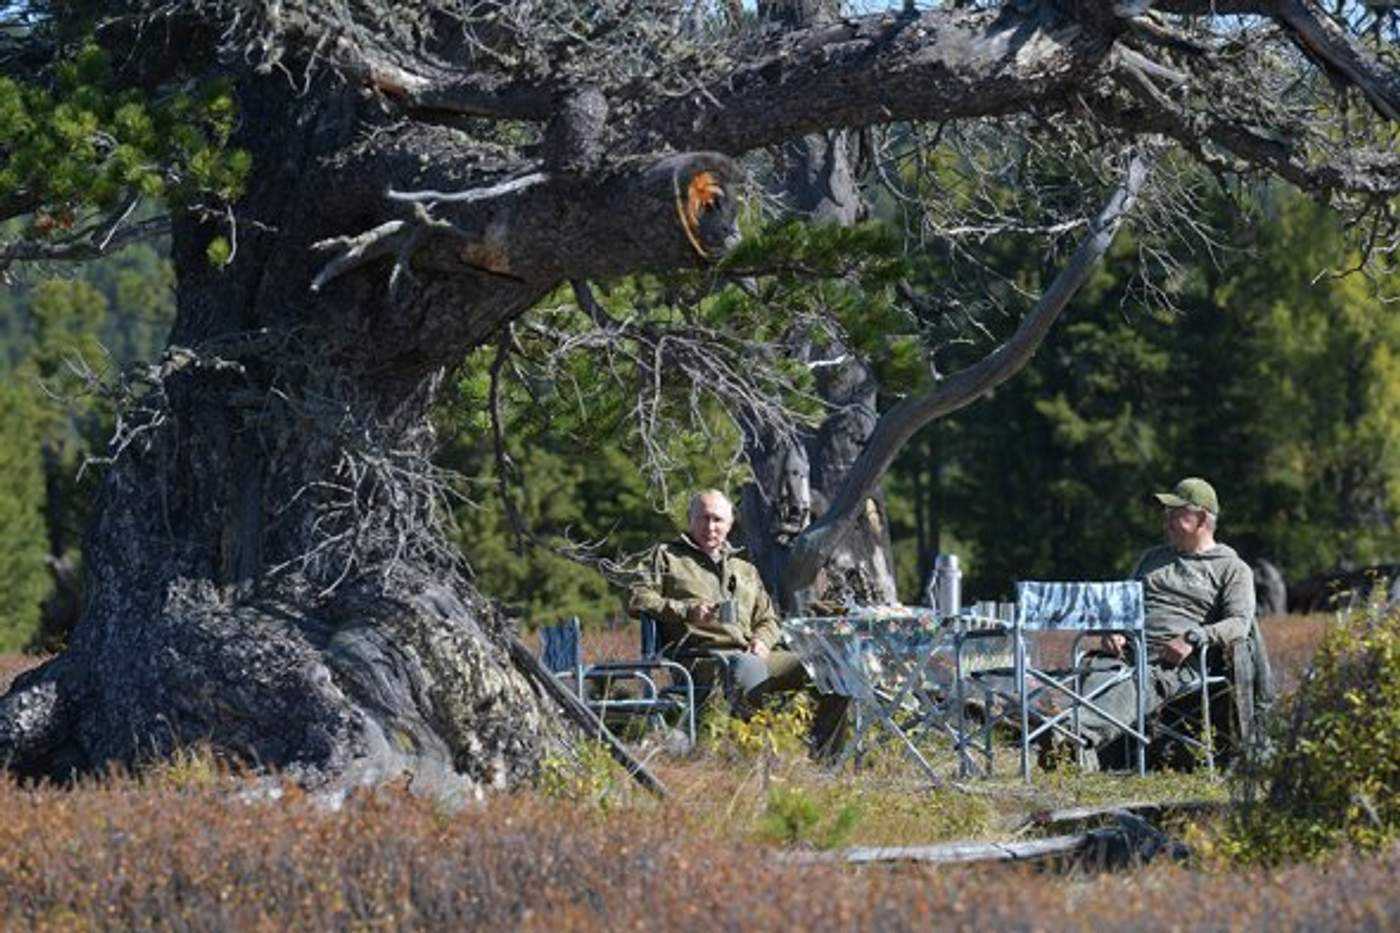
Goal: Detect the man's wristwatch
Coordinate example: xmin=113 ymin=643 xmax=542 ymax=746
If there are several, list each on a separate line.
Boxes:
xmin=1183 ymin=628 xmax=1205 ymax=648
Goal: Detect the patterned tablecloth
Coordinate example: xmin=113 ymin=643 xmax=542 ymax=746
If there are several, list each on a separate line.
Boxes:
xmin=782 ymin=609 xmax=1007 ymax=703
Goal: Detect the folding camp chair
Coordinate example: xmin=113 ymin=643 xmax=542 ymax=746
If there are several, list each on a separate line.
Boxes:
xmin=1149 ymin=611 xmax=1280 ymax=773
xmin=637 ymin=614 xmax=737 ymax=729
xmin=953 ymin=580 xmax=1151 ymax=782
xmin=538 ymin=616 xmax=701 ymax=746
xmin=1151 ymin=628 xmax=1254 ymax=772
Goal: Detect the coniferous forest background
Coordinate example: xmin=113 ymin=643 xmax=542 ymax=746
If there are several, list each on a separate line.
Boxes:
xmin=1 ymin=185 xmax=1396 ymax=649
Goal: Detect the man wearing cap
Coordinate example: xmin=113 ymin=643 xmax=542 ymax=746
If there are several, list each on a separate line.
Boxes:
xmin=1064 ymin=476 xmax=1270 ymax=769
xmin=627 ymin=488 xmax=850 ymax=758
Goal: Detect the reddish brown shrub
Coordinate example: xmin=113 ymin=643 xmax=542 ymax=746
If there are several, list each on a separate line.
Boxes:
xmin=1259 ymin=615 xmax=1330 ymax=694
xmin=0 ymin=770 xmax=1396 ymax=930
xmin=0 ymin=617 xmax=1369 ymax=929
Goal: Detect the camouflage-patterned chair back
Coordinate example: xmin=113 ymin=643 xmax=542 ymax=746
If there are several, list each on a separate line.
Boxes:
xmin=1014 ymin=580 xmax=1145 ymax=631
xmin=957 ymin=580 xmax=1150 ymax=782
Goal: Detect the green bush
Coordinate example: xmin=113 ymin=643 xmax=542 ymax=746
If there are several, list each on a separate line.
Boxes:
xmin=701 ymin=694 xmax=813 ymax=762
xmin=538 ymin=741 xmax=625 ymax=810
xmin=760 ymin=784 xmax=861 ymax=849
xmin=1225 ymin=598 xmax=1400 ymax=863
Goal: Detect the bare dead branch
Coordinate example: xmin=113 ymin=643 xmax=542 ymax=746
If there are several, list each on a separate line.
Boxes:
xmin=636 ymin=6 xmax=1116 ymax=154
xmin=488 ymin=323 xmax=528 ymax=557
xmin=0 ymin=214 xmax=170 ymax=268
xmin=387 ymin=171 xmax=550 ymax=205
xmin=309 ymin=220 xmax=409 ymax=292
xmin=1273 ymin=0 xmax=1400 ymax=121
xmin=783 ymin=142 xmax=1162 ymax=598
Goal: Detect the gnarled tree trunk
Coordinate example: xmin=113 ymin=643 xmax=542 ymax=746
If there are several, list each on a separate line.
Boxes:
xmin=0 ymin=71 xmax=742 ymax=797
xmin=741 ymin=2 xmax=899 ymax=614
xmin=1 ymin=79 xmax=569 ymax=800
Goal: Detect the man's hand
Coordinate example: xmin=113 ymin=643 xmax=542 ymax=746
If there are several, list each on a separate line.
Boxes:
xmin=748 ymin=640 xmax=771 ymax=660
xmin=1100 ymin=634 xmax=1127 ymax=658
xmin=687 ymin=601 xmax=719 ymax=627
xmin=1159 ymin=635 xmax=1194 ymax=667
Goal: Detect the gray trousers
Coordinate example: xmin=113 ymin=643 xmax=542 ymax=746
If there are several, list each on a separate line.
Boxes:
xmin=1075 ymin=626 xmax=1274 ymax=767
xmin=1073 ymin=655 xmax=1193 ymax=751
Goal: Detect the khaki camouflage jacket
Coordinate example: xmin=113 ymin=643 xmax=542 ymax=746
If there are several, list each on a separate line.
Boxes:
xmin=627 ymin=535 xmax=782 ymax=652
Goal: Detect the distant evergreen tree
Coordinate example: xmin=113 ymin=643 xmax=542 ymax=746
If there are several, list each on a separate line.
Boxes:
xmin=0 ymin=380 xmax=51 ymax=651
xmin=0 ymin=243 xmax=174 ymax=650
xmin=1214 ymin=194 xmax=1400 ymax=576
xmin=894 ymin=187 xmax=1400 ymax=598
xmin=896 ymin=230 xmax=1176 ymax=598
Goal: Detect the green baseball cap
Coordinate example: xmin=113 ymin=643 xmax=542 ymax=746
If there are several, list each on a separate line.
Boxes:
xmin=1153 ymin=477 xmax=1219 ymax=514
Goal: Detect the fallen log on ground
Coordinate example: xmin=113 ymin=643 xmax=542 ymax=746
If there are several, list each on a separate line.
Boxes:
xmin=779 ymin=812 xmax=1190 ymax=872
xmin=1014 ymin=798 xmax=1227 ymax=833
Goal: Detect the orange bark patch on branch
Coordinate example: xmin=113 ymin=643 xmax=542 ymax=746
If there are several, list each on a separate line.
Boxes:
xmin=674 ymin=169 xmax=725 ymax=260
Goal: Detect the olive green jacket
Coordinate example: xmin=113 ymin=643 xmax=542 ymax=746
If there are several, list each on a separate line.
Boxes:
xmin=627 ymin=535 xmax=782 ymax=652
xmin=1133 ymin=542 xmax=1255 ymax=651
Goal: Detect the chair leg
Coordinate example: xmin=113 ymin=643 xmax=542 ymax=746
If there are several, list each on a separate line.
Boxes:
xmin=1199 ymin=651 xmax=1215 ymax=773
xmin=1017 ymin=629 xmax=1032 ymax=783
xmin=684 ymin=675 xmax=696 ymax=749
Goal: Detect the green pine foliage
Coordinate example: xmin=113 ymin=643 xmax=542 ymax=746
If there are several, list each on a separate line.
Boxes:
xmin=439 ymin=347 xmax=742 ymax=625
xmin=0 ymin=240 xmax=174 ymax=648
xmin=0 ymin=380 xmax=52 ymax=651
xmin=888 ymin=226 xmax=1177 ymax=596
xmin=0 ymin=38 xmax=249 ymax=237
xmin=1216 ymin=195 xmax=1400 ymax=573
xmin=890 ymin=185 xmax=1400 ymax=599
xmin=722 ymin=219 xmax=923 ymax=393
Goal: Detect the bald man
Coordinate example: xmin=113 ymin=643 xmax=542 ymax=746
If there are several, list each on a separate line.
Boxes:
xmin=628 ymin=489 xmax=848 ymax=757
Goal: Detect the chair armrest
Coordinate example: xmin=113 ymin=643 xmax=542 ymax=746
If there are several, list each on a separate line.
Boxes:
xmin=661 ymin=644 xmax=730 ymax=663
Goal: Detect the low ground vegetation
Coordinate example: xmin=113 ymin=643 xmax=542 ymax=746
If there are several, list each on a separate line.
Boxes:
xmin=0 ymin=613 xmax=1396 ymax=929
xmin=0 ymin=768 xmax=1396 ymax=931
xmin=1225 ymin=604 xmax=1400 ymax=863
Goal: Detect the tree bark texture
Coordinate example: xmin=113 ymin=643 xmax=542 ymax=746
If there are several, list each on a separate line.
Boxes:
xmin=741 ymin=334 xmax=901 ymax=613
xmin=740 ymin=4 xmax=898 ymax=614
xmin=0 ymin=77 xmax=582 ymax=799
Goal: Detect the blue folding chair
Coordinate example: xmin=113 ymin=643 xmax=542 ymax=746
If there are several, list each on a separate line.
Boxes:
xmin=637 ymin=613 xmax=738 ymax=724
xmin=538 ymin=616 xmax=701 ymax=746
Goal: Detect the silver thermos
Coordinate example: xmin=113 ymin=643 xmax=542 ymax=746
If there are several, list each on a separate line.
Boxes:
xmin=930 ymin=553 xmax=962 ymax=617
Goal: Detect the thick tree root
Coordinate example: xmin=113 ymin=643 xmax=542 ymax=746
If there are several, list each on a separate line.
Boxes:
xmin=0 ymin=655 xmax=88 ymax=780
xmin=1 ymin=577 xmax=559 ymax=802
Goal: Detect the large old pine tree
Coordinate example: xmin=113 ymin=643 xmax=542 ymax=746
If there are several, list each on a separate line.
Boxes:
xmin=1 ymin=0 xmax=1397 ymax=798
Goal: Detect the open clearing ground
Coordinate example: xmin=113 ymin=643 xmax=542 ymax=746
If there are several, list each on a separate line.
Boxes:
xmin=1 ymin=614 xmax=1396 ymax=930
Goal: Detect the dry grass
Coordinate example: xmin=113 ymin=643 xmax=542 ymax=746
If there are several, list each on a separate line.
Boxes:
xmin=0 ymin=765 xmax=1395 ymax=930
xmin=0 ymin=617 xmax=1364 ymax=930
xmin=578 ymin=621 xmax=640 ymax=662
xmin=1259 ymin=613 xmax=1332 ymax=694
xmin=0 ymin=652 xmax=44 ymax=693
